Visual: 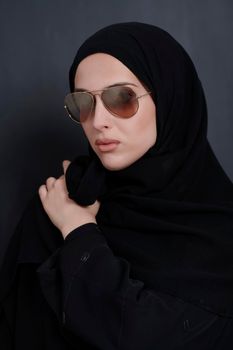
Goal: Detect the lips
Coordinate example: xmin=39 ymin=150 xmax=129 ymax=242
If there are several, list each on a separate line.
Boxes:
xmin=95 ymin=139 xmax=119 ymax=145
xmin=95 ymin=138 xmax=120 ymax=152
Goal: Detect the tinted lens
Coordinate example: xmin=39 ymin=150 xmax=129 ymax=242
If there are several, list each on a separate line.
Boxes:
xmin=102 ymin=86 xmax=138 ymax=118
xmin=64 ymin=92 xmax=93 ymax=123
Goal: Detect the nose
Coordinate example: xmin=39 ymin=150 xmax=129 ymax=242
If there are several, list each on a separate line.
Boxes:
xmin=92 ymin=94 xmax=113 ymax=130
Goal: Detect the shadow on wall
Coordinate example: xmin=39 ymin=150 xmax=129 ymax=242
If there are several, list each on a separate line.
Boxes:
xmin=0 ymin=84 xmax=87 ymax=265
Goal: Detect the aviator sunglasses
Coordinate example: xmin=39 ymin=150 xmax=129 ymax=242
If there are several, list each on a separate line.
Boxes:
xmin=64 ymin=85 xmax=151 ymax=124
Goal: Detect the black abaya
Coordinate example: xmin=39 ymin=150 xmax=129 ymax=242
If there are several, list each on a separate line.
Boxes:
xmin=1 ymin=22 xmax=233 ymax=349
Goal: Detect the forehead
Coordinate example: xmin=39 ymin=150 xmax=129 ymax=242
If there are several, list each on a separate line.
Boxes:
xmin=74 ymin=53 xmax=142 ymax=90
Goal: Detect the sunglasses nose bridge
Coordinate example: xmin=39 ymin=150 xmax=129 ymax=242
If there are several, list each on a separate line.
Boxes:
xmin=92 ymin=92 xmax=109 ymax=113
xmin=91 ymin=93 xmax=114 ymax=128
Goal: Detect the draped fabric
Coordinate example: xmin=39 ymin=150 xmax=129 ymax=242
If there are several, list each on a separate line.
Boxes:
xmin=66 ymin=22 xmax=233 ymax=316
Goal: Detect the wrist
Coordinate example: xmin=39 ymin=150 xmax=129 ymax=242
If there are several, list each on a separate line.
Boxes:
xmin=61 ymin=218 xmax=97 ymax=239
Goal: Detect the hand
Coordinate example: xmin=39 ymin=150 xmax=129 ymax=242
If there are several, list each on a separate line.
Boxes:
xmin=38 ymin=160 xmax=100 ymax=239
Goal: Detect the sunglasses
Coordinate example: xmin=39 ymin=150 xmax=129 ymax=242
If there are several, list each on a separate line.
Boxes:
xmin=64 ymin=85 xmax=151 ymax=124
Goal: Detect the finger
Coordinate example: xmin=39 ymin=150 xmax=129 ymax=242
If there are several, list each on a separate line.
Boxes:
xmin=46 ymin=177 xmax=56 ymax=190
xmin=62 ymin=160 xmax=71 ymax=175
xmin=58 ymin=174 xmax=65 ymax=181
xmin=56 ymin=175 xmax=69 ymax=194
xmin=38 ymin=184 xmax=47 ymax=200
xmin=95 ymin=200 xmax=101 ymax=210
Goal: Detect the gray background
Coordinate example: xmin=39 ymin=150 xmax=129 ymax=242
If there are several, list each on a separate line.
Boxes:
xmin=0 ymin=0 xmax=232 ymax=264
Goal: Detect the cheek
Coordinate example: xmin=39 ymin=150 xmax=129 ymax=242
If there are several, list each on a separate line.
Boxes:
xmin=131 ymin=105 xmax=157 ymax=148
xmin=81 ymin=123 xmax=93 ymax=144
xmin=133 ymin=122 xmax=156 ymax=154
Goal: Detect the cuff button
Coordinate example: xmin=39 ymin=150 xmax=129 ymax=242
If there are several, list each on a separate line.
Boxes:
xmin=80 ymin=252 xmax=90 ymax=262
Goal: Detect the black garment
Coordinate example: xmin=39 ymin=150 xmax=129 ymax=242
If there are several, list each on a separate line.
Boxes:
xmin=1 ymin=22 xmax=233 ymax=349
xmin=67 ymin=22 xmax=233 ymax=316
xmin=0 ymin=195 xmax=233 ymax=349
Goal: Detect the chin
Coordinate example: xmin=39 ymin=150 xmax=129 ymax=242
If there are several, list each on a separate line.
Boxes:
xmin=99 ymin=155 xmax=137 ymax=171
xmin=100 ymin=161 xmax=126 ymax=171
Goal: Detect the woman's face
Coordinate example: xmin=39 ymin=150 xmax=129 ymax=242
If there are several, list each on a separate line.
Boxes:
xmin=74 ymin=53 xmax=157 ymax=171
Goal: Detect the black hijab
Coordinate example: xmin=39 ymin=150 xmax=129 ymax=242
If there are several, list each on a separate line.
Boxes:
xmin=65 ymin=22 xmax=233 ymax=317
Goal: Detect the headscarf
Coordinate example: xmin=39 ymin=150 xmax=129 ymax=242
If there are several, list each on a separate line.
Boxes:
xmin=66 ymin=22 xmax=233 ymax=317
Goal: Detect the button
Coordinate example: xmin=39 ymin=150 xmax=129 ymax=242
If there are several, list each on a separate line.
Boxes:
xmin=80 ymin=252 xmax=90 ymax=262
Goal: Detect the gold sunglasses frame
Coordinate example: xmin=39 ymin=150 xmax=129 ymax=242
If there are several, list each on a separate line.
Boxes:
xmin=64 ymin=86 xmax=152 ymax=125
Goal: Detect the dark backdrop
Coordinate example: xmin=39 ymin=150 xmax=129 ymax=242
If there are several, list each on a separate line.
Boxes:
xmin=1 ymin=0 xmax=233 ymax=264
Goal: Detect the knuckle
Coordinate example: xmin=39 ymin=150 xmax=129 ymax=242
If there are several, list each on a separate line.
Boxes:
xmin=58 ymin=175 xmax=65 ymax=183
xmin=54 ymin=177 xmax=63 ymax=187
xmin=46 ymin=176 xmax=55 ymax=183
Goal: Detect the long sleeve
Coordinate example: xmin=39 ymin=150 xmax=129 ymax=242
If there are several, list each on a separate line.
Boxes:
xmin=36 ymin=223 xmax=217 ymax=350
xmin=0 ymin=211 xmax=227 ymax=350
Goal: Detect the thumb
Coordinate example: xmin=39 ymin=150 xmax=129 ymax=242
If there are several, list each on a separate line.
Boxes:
xmin=62 ymin=160 xmax=71 ymax=174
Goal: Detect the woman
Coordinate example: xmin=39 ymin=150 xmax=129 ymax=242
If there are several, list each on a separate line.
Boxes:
xmin=1 ymin=22 xmax=233 ymax=349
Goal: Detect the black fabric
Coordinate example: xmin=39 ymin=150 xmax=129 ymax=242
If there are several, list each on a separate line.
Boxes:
xmin=1 ymin=21 xmax=233 ymax=349
xmin=1 ymin=203 xmax=233 ymax=349
xmin=66 ymin=22 xmax=233 ymax=316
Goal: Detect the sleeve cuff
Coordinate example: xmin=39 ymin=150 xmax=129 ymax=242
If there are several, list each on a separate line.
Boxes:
xmin=64 ymin=222 xmax=100 ymax=242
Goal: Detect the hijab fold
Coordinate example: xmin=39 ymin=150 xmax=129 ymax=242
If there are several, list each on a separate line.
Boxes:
xmin=65 ymin=22 xmax=233 ymax=317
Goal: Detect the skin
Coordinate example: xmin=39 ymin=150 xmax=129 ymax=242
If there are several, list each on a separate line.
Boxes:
xmin=76 ymin=53 xmax=157 ymax=171
xmin=39 ymin=53 xmax=157 ymax=239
